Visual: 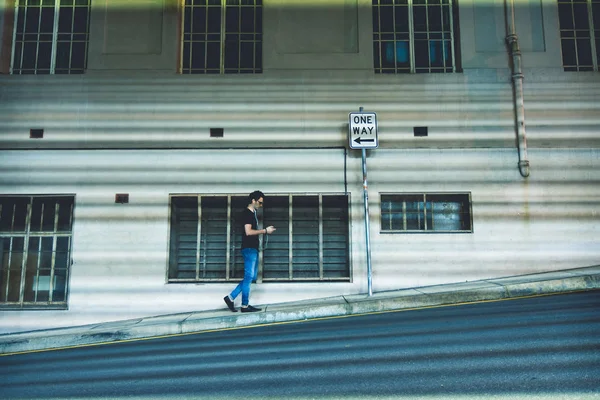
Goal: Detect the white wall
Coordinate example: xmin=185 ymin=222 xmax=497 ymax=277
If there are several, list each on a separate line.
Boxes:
xmin=1 ymin=74 xmax=598 ymax=151
xmin=0 ymin=149 xmax=363 ymax=333
xmin=367 ymin=148 xmax=600 ymax=290
xmin=1 ymin=146 xmax=598 ymax=334
xmin=0 ymin=0 xmax=599 ymax=334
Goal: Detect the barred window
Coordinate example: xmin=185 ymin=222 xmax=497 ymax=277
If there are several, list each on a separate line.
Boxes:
xmin=168 ymin=194 xmax=350 ymax=282
xmin=181 ymin=0 xmax=262 ymax=74
xmin=0 ymin=196 xmax=74 ymax=309
xmin=381 ymin=193 xmax=472 ymax=232
xmin=11 ymin=0 xmax=91 ymax=75
xmin=558 ymin=0 xmax=600 ymax=71
xmin=372 ymin=0 xmax=459 ymax=74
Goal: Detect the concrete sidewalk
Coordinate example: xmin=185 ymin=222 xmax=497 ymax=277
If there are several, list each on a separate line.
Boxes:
xmin=1 ymin=265 xmax=599 ymax=355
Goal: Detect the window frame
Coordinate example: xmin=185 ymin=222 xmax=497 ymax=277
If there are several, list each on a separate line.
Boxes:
xmin=10 ymin=0 xmax=91 ymax=75
xmin=0 ymin=195 xmax=74 ymax=310
xmin=380 ymin=192 xmax=473 ymax=234
xmin=179 ymin=0 xmax=263 ymax=74
xmin=557 ymin=0 xmax=600 ymax=71
xmin=262 ymin=193 xmax=352 ymax=282
xmin=372 ymin=0 xmax=461 ymax=74
xmin=166 ymin=193 xmax=351 ymax=283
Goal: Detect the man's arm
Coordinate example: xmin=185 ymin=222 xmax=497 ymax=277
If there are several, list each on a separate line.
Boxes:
xmin=245 ymin=224 xmax=276 ymax=236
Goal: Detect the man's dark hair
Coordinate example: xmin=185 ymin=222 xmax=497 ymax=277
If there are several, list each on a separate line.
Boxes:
xmin=248 ymin=190 xmax=265 ymax=204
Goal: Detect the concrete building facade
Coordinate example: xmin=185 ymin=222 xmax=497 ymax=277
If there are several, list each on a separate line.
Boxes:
xmin=0 ymin=0 xmax=598 ymax=334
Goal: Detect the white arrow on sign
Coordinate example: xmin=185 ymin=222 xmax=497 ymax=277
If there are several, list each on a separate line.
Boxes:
xmin=349 ymin=112 xmax=378 ymax=149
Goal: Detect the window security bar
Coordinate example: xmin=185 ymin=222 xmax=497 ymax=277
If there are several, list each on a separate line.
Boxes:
xmin=168 ymin=193 xmax=350 ymax=283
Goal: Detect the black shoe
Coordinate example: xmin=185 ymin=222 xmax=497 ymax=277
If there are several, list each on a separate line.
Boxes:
xmin=224 ymin=296 xmax=237 ymax=312
xmin=241 ymin=305 xmax=261 ymax=313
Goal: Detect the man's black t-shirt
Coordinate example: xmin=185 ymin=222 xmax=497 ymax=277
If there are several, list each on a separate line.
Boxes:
xmin=241 ymin=208 xmax=259 ymax=249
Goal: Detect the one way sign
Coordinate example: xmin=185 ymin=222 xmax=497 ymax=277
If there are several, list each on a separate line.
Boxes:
xmin=349 ymin=112 xmax=378 ymax=149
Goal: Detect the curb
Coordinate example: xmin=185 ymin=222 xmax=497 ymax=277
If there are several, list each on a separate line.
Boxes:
xmin=1 ymin=266 xmax=599 ymax=355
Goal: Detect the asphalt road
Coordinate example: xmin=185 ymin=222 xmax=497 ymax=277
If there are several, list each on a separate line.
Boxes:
xmin=1 ymin=291 xmax=599 ymax=400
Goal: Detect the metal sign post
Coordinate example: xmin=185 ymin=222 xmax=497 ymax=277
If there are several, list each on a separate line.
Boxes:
xmin=349 ymin=107 xmax=378 ymax=296
xmin=361 ymin=147 xmax=372 ymax=296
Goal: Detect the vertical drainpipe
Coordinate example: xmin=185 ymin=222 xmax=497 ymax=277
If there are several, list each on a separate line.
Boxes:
xmin=505 ymin=0 xmax=530 ymax=178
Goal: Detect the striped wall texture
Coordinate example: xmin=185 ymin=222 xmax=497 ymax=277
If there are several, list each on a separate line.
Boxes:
xmin=0 ymin=73 xmax=599 ymax=333
xmin=1 ymin=73 xmax=599 ymax=150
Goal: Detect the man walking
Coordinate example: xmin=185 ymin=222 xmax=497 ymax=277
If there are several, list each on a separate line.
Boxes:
xmin=224 ymin=190 xmax=275 ymax=313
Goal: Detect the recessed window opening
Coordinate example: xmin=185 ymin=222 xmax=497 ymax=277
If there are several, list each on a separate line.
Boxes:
xmin=372 ymin=0 xmax=459 ymax=73
xmin=181 ymin=0 xmax=263 ymax=74
xmin=381 ymin=193 xmax=472 ymax=233
xmin=11 ymin=0 xmax=91 ymax=75
xmin=167 ymin=193 xmax=350 ymax=283
xmin=0 ymin=195 xmax=74 ymax=309
xmin=557 ymin=0 xmax=599 ymax=71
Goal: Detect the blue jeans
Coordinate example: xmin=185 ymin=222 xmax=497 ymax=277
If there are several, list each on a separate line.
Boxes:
xmin=229 ymin=248 xmax=258 ymax=306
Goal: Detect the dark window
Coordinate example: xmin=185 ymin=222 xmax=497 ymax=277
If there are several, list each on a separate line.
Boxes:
xmin=181 ymin=0 xmax=263 ymax=74
xmin=12 ymin=0 xmax=91 ymax=74
xmin=381 ymin=193 xmax=472 ymax=233
xmin=558 ymin=0 xmax=599 ymax=71
xmin=168 ymin=194 xmax=350 ymax=282
xmin=373 ymin=0 xmax=459 ymax=74
xmin=0 ymin=196 xmax=74 ymax=309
